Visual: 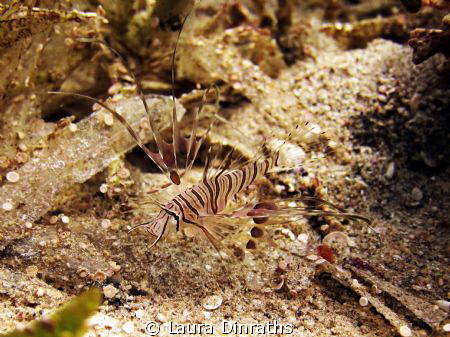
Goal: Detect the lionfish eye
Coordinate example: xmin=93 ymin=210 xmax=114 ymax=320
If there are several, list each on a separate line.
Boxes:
xmin=173 ymin=213 xmax=179 ymax=221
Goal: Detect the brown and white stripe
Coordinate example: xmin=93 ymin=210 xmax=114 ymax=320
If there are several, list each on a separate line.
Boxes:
xmin=165 ymin=151 xmax=280 ymax=227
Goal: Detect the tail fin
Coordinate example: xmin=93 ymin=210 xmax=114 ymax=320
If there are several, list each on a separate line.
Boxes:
xmin=264 ymin=121 xmax=326 ymax=171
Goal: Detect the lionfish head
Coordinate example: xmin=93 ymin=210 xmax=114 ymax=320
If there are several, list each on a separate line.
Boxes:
xmin=146 ymin=210 xmax=178 ymax=247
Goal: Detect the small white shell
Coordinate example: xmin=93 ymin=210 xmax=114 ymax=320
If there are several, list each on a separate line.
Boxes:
xmin=436 ymin=300 xmax=450 ymax=312
xmin=202 ymin=294 xmax=223 ymax=310
xmin=306 ymin=254 xmax=320 ymax=261
xmin=99 ymin=183 xmax=108 ymax=193
xmin=103 ymin=284 xmax=118 ymax=299
xmin=101 ymin=219 xmax=111 ymax=229
xmin=267 ymin=138 xmax=306 ymax=167
xmin=135 ymin=309 xmax=144 ymax=319
xmin=411 ymin=187 xmax=423 ymax=202
xmin=297 ymin=233 xmax=309 ymax=243
xmin=399 ymin=325 xmax=412 ymax=337
xmin=69 ymin=123 xmax=78 ymax=132
xmin=103 ymin=113 xmax=114 ymax=126
xmin=6 ymin=171 xmax=19 ymax=183
xmin=385 ymin=162 xmax=395 ymax=179
xmin=443 ymin=323 xmax=450 ymax=332
xmin=359 ymin=296 xmax=369 ymax=306
xmin=322 ymin=231 xmax=351 ymax=259
xmin=122 ymin=322 xmax=134 ymax=333
xmin=35 ymin=288 xmax=45 ymax=297
xmin=2 ymin=201 xmax=13 ymax=211
xmin=156 ymin=313 xmax=167 ymax=322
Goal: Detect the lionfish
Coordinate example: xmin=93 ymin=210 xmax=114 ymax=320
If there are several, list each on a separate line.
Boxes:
xmin=52 ymin=4 xmax=370 ymax=252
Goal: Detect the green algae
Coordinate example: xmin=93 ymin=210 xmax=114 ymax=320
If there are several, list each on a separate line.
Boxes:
xmin=1 ymin=288 xmax=101 ymax=337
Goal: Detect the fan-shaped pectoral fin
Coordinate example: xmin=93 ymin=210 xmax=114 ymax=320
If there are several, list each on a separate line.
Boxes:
xmin=185 ymin=215 xmax=239 ymax=254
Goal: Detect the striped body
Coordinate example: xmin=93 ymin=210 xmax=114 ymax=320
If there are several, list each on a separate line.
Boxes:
xmin=147 ymin=152 xmax=280 ymax=239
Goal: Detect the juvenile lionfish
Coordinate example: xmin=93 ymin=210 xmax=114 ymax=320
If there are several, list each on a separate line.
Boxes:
xmin=52 ymin=7 xmax=370 ymax=252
